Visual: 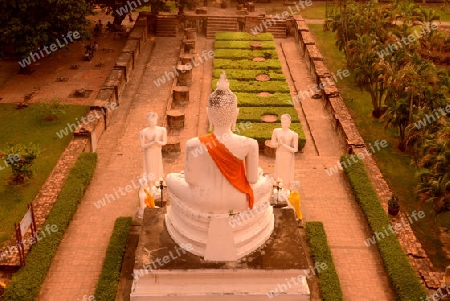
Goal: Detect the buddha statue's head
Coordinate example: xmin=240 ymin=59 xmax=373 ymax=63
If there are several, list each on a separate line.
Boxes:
xmin=281 ymin=114 xmax=291 ymax=130
xmin=147 ymin=112 xmax=158 ymax=127
xmin=207 ymin=72 xmax=239 ymax=130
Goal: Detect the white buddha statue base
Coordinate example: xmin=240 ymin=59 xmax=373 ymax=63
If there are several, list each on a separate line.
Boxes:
xmin=165 ymin=173 xmax=274 ymax=261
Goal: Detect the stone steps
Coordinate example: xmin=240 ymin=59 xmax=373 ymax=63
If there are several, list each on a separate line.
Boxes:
xmin=263 ymin=18 xmax=286 ymax=38
xmin=156 ymin=16 xmax=178 ymax=37
xmin=206 ymin=17 xmax=238 ymax=39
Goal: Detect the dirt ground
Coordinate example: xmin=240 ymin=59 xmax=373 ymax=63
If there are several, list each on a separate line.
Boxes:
xmin=0 ymin=9 xmax=140 ymax=106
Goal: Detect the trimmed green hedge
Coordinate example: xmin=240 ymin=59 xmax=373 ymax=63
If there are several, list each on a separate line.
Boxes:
xmin=213 ymin=59 xmax=282 ymax=71
xmin=237 ymin=106 xmax=300 ymax=123
xmin=236 ymin=92 xmax=294 ymax=107
xmin=342 ymin=155 xmax=428 ymax=300
xmin=94 ymin=217 xmax=132 ymax=301
xmin=305 ymin=222 xmax=344 ymax=301
xmin=213 ymin=69 xmax=286 ymax=82
xmin=214 ymin=49 xmax=278 ymax=60
xmin=214 ymin=40 xmax=276 ymax=49
xmin=243 ymin=122 xmax=306 ymax=151
xmin=4 ymin=153 xmax=98 ymax=301
xmin=215 ymin=32 xmax=274 ymax=41
xmin=212 ymin=79 xmax=290 ymax=93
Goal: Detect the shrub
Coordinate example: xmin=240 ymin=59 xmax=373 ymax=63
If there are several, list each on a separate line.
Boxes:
xmin=342 ymin=155 xmax=428 ymax=300
xmin=3 ymin=153 xmax=98 ymax=301
xmin=215 ymin=32 xmax=274 ymax=41
xmin=212 ymin=79 xmax=290 ymax=93
xmin=243 ymin=123 xmax=306 ymax=151
xmin=237 ymin=106 xmax=300 ymax=123
xmin=38 ymin=98 xmax=67 ymax=121
xmin=305 ymin=222 xmax=344 ymax=301
xmin=0 ymin=143 xmax=41 ymax=184
xmin=213 ymin=69 xmax=286 ymax=82
xmin=214 ymin=40 xmax=276 ymax=49
xmin=213 ymin=49 xmax=278 ymax=60
xmin=235 ymin=92 xmax=294 ymax=107
xmin=94 ymin=217 xmax=132 ymax=301
xmin=213 ymin=59 xmax=282 ymax=71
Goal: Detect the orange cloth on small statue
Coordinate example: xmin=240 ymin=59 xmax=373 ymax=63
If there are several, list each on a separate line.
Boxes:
xmin=144 ymin=188 xmax=155 ymax=208
xmin=199 ymin=133 xmax=254 ymax=209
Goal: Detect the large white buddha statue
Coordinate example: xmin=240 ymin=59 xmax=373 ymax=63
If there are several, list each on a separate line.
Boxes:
xmin=165 ymin=72 xmax=274 ymax=261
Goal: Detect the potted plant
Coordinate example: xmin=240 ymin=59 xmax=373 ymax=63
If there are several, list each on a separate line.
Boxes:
xmin=388 ymin=195 xmax=400 ymax=216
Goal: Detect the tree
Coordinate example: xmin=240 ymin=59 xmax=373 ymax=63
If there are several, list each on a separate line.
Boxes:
xmin=0 ymin=0 xmax=93 ymax=73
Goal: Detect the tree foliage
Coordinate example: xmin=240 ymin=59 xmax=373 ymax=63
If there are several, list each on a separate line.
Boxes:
xmin=328 ymin=0 xmax=450 ymax=212
xmin=0 ymin=0 xmax=93 ymax=66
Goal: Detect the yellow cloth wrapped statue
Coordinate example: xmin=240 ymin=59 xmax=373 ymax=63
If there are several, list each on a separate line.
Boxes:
xmin=288 ymin=181 xmax=302 ymax=220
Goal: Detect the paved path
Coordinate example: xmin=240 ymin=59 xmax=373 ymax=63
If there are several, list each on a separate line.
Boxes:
xmin=37 ymin=35 xmax=396 ymax=301
xmin=274 ymin=38 xmax=396 ymax=300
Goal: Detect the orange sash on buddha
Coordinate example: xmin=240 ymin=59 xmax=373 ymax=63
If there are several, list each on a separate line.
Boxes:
xmin=198 ymin=133 xmax=254 ymax=209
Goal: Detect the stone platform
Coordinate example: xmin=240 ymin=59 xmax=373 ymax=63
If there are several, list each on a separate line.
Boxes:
xmin=131 ymin=206 xmax=310 ymax=300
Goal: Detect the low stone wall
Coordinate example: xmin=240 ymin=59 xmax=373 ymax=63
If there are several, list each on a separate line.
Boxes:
xmin=103 ymin=69 xmax=126 ymax=104
xmin=297 ymin=16 xmax=443 ymax=293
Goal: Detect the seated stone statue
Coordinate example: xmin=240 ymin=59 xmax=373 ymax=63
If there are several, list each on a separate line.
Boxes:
xmin=165 ymin=72 xmax=274 ymax=261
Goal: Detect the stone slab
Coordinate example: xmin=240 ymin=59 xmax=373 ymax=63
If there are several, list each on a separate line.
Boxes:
xmin=134 ymin=207 xmax=309 ymax=270
xmin=130 ymin=269 xmax=310 ymax=301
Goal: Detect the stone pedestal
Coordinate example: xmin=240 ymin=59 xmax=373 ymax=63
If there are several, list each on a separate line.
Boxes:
xmin=176 ymin=64 xmax=193 ymax=86
xmin=162 ymin=137 xmax=181 ymax=154
xmin=184 ymin=28 xmax=197 ymax=39
xmin=130 ymin=207 xmax=311 ymax=300
xmin=167 ymin=110 xmax=185 ymax=129
xmin=180 ymin=54 xmax=195 ymax=65
xmin=183 ymin=39 xmax=196 ymax=53
xmin=173 ymin=86 xmax=189 ymax=105
xmin=264 ymin=140 xmax=276 ymax=157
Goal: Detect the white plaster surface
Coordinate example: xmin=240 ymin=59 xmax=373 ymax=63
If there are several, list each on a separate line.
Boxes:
xmin=130 ymin=269 xmax=311 ymax=301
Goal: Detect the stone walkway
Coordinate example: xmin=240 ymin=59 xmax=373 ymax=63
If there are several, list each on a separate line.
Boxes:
xmin=35 ymin=35 xmax=397 ymax=301
xmin=275 ymin=39 xmax=396 ymax=300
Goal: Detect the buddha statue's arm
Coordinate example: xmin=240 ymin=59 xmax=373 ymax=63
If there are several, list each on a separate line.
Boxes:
xmin=271 ymin=128 xmax=280 ymax=148
xmin=155 ymin=127 xmax=168 ymax=146
xmin=245 ymin=139 xmax=259 ymax=184
xmin=184 ymin=140 xmax=200 ymax=186
xmin=139 ymin=130 xmax=155 ymax=149
xmin=280 ymin=132 xmax=299 ymax=153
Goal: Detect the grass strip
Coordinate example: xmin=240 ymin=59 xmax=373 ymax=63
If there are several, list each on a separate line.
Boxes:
xmin=4 ymin=152 xmax=98 ymax=301
xmin=94 ymin=216 xmax=132 ymax=301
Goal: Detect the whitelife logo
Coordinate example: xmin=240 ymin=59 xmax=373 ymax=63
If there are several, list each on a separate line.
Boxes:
xmin=18 ymin=31 xmax=81 ymax=68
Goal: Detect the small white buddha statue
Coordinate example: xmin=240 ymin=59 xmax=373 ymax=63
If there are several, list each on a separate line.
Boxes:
xmin=165 ymin=72 xmax=274 ymax=261
xmin=139 ymin=112 xmax=167 ymax=181
xmin=271 ymin=114 xmax=298 ymax=186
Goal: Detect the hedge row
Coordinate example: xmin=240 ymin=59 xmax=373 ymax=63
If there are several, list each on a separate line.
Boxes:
xmin=215 ymin=32 xmax=275 ymax=41
xmin=212 ymin=79 xmax=290 ymax=93
xmin=235 ymin=92 xmax=293 ymax=107
xmin=305 ymin=222 xmax=344 ymax=301
xmin=237 ymin=106 xmax=300 ymax=123
xmin=94 ymin=216 xmax=132 ymax=301
xmin=4 ymin=153 xmax=98 ymax=301
xmin=214 ymin=40 xmax=276 ymax=49
xmin=213 ymin=69 xmax=286 ymax=82
xmin=214 ymin=49 xmax=278 ymax=60
xmin=213 ymin=59 xmax=282 ymax=71
xmin=244 ymin=123 xmax=306 ymax=150
xmin=342 ymin=155 xmax=428 ymax=300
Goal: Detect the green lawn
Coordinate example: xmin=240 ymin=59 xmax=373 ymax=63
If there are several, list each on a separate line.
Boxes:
xmin=0 ymin=104 xmax=89 ymax=247
xmin=308 ymin=24 xmax=450 ymax=269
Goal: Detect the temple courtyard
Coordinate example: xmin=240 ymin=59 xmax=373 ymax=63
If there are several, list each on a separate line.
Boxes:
xmin=0 ymin=1 xmax=449 ymax=301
